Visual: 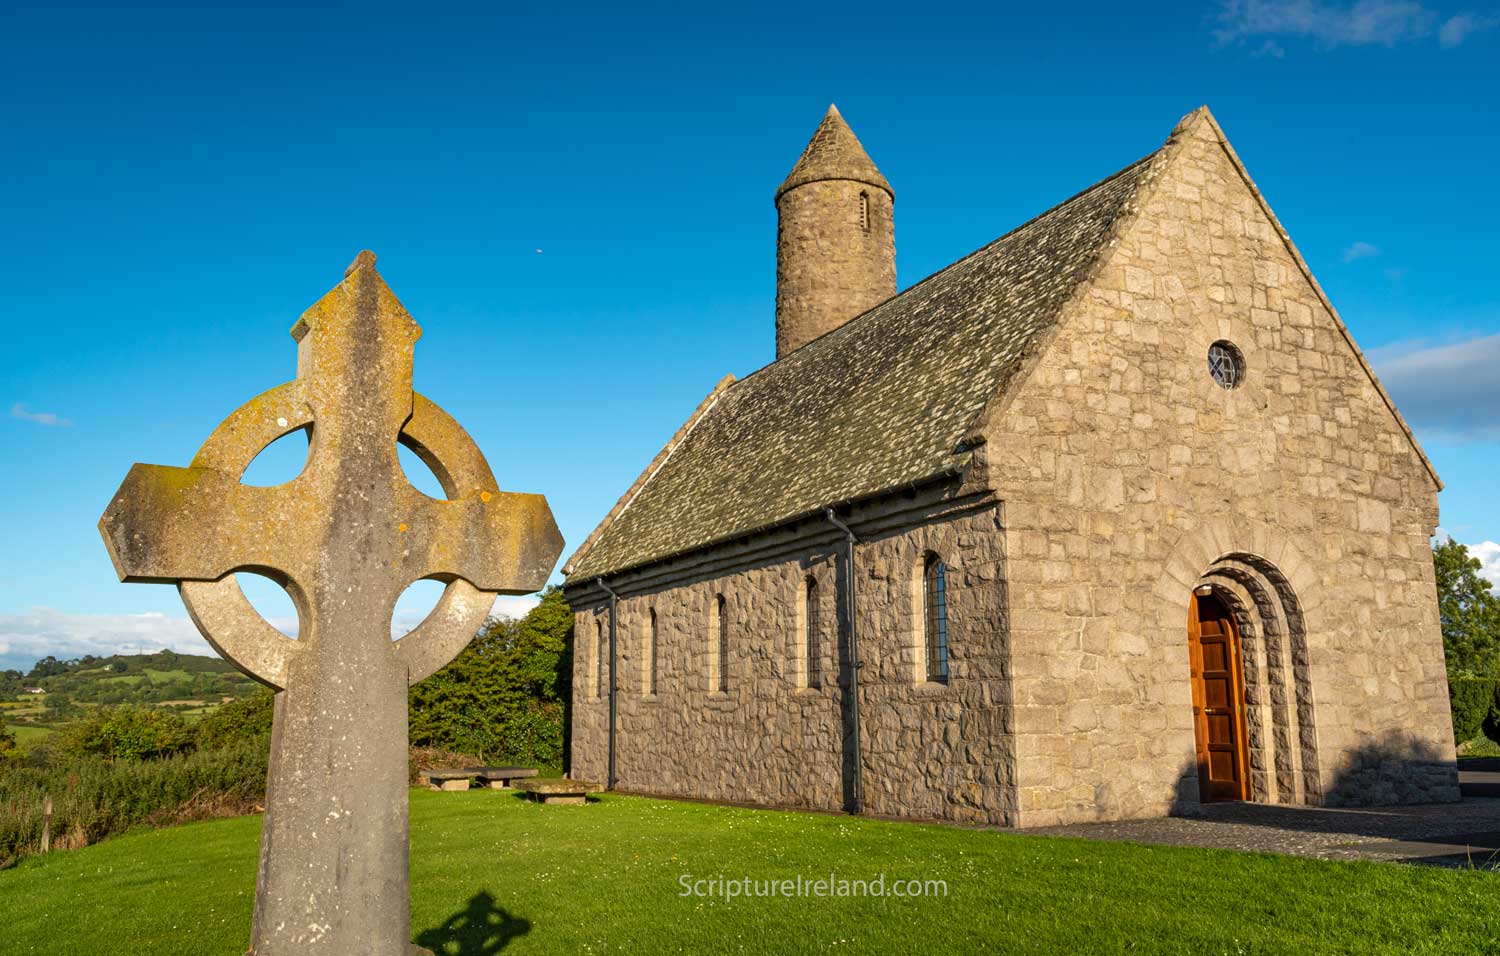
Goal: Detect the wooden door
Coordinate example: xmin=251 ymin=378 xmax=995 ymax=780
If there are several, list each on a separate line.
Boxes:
xmin=1188 ymin=592 xmax=1250 ymax=802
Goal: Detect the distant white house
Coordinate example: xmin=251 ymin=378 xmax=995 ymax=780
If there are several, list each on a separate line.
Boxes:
xmin=20 ymin=687 xmax=44 ymax=695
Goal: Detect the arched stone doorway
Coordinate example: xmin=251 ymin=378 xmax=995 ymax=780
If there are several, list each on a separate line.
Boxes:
xmin=1193 ymin=554 xmax=1320 ymax=805
xmin=1155 ymin=520 xmax=1324 ymax=807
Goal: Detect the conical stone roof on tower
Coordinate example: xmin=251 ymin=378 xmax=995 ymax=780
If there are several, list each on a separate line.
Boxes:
xmin=777 ymin=104 xmax=894 ymax=200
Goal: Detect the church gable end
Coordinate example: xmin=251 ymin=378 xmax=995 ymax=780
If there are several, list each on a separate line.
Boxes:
xmin=985 ymin=107 xmax=1453 ymax=824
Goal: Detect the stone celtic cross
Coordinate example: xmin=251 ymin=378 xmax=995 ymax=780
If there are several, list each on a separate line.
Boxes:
xmin=98 ymin=252 xmax=563 ymax=956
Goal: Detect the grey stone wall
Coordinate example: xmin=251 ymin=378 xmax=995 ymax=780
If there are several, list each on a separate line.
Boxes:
xmin=568 ymin=498 xmax=1016 ymax=826
xmin=987 ymin=111 xmax=1457 ymax=826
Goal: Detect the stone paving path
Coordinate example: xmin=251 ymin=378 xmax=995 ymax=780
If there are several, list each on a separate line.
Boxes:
xmin=1019 ymin=762 xmax=1500 ymax=869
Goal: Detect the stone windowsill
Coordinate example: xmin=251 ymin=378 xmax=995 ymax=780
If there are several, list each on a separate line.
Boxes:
xmin=911 ymin=679 xmax=954 ymax=697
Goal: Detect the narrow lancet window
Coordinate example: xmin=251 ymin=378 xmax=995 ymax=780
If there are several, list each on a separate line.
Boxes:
xmin=715 ymin=595 xmax=729 ymax=693
xmin=805 ymin=577 xmax=821 ymax=689
xmin=645 ymin=608 xmax=658 ymax=696
xmin=923 ymin=554 xmax=949 ymax=683
xmin=596 ymin=618 xmax=607 ymax=698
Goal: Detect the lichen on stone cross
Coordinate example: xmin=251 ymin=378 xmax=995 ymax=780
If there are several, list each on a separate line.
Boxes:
xmin=97 ymin=250 xmax=564 ymax=956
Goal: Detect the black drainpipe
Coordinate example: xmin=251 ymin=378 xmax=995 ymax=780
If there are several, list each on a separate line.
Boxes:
xmin=825 ymin=509 xmax=863 ymax=814
xmin=596 ymin=578 xmax=620 ymax=790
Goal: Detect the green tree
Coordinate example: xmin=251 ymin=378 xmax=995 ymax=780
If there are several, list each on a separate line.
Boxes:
xmin=1434 ymin=538 xmax=1500 ymax=679
xmin=53 ymin=705 xmax=194 ymax=761
xmin=408 ymin=586 xmax=573 ymax=765
xmin=510 ymin=586 xmax=575 ymax=703
xmin=195 ymin=689 xmax=275 ymax=751
xmin=27 ymin=656 xmax=66 ymax=679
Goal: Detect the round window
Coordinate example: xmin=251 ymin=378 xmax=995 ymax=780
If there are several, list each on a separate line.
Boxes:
xmin=1207 ymin=341 xmax=1244 ymax=390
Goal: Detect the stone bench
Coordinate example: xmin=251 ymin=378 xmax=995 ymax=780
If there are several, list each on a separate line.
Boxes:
xmin=514 ymin=778 xmax=603 ymax=805
xmin=423 ymin=769 xmax=476 ymax=791
xmin=470 ymin=766 xmax=539 ymax=790
xmin=422 ymin=767 xmax=541 ymax=791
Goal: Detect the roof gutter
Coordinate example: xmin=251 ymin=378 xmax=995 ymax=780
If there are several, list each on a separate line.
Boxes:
xmin=825 ymin=509 xmax=863 ymax=815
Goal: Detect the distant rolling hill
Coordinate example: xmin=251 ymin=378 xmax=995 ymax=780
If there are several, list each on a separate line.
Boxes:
xmin=2 ymin=651 xmax=261 ymax=726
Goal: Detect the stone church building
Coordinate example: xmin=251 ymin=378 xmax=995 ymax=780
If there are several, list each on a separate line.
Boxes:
xmin=562 ymin=105 xmax=1458 ymax=827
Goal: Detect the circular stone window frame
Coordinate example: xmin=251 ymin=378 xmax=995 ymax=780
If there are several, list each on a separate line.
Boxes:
xmin=1207 ymin=340 xmax=1246 ymax=390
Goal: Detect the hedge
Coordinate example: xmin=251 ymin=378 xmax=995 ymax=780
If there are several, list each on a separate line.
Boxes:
xmin=0 ymin=736 xmax=269 ymax=865
xmin=1449 ymin=677 xmax=1500 ymax=744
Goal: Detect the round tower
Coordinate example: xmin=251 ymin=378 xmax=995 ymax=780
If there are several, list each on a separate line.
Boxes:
xmin=775 ymin=104 xmax=895 ymax=359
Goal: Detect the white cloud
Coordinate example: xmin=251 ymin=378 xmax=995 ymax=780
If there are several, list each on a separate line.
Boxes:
xmin=1214 ymin=0 xmax=1491 ymax=48
xmin=389 ymin=593 xmax=540 ymax=638
xmin=1471 ymin=541 xmax=1500 ymax=588
xmin=1439 ymin=13 xmax=1499 ymax=46
xmin=491 ymin=594 xmax=542 ymax=620
xmin=1342 ymin=240 xmax=1380 ymax=262
xmin=0 ymin=608 xmax=217 ymax=670
xmin=1369 ymin=332 xmax=1500 ymax=439
xmin=10 ymin=402 xmax=72 ymax=427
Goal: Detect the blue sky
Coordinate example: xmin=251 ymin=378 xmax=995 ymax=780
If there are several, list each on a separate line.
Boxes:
xmin=2 ymin=1 xmax=1497 ymax=670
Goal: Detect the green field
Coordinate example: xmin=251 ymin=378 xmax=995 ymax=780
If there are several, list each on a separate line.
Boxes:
xmin=92 ymin=668 xmax=196 ymax=688
xmin=8 ymin=725 xmax=54 ymax=744
xmin=1 ymin=790 xmax=1496 ymax=955
xmin=4 ymin=651 xmax=259 ymax=713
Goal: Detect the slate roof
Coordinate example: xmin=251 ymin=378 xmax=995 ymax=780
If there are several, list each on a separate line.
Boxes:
xmin=567 ymin=149 xmax=1159 ymax=581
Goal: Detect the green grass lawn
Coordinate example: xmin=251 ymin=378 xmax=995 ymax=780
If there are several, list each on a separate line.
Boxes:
xmin=1 ymin=790 xmax=1496 ymax=956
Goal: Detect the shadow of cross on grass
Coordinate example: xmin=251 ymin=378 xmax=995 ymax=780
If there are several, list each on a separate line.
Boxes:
xmin=415 ymin=892 xmax=531 ymax=955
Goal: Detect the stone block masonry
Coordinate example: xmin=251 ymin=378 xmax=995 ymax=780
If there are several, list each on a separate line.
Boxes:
xmin=571 ymin=495 xmax=1016 ymax=826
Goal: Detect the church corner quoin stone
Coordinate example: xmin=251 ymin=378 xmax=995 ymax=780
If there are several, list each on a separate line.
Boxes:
xmin=563 ymin=105 xmax=1458 ymax=830
xmin=97 ymin=250 xmax=564 ymax=956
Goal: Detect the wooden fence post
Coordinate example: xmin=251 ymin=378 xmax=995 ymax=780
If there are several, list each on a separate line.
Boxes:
xmin=40 ymin=794 xmax=52 ymax=854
